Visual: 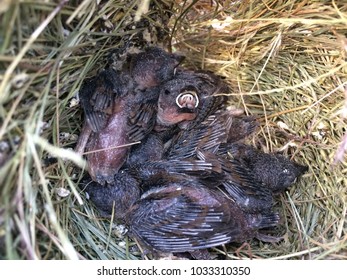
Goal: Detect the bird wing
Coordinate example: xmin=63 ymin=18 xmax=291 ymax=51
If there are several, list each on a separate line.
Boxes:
xmin=167 ymin=114 xmax=230 ymax=160
xmin=79 ymin=69 xmax=122 ymax=132
xmin=126 ymin=89 xmax=159 ymax=142
xmin=220 ymin=157 xmax=273 ymax=213
xmin=128 ymin=185 xmax=243 ymax=253
xmin=129 ymin=159 xmax=222 ymax=187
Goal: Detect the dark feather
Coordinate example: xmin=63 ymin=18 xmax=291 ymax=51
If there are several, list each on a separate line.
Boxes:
xmin=127 ymin=182 xmax=280 ymax=253
xmin=166 ymin=114 xmax=231 ymax=160
xmin=126 ymin=89 xmax=159 ymax=142
xmin=79 ymin=69 xmax=129 ymax=132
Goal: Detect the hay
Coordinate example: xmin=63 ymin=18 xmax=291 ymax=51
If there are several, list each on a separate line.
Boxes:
xmin=0 ymin=0 xmax=346 ymax=259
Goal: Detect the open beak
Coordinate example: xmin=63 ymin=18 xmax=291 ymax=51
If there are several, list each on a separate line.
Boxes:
xmin=175 ymin=91 xmax=199 ymax=109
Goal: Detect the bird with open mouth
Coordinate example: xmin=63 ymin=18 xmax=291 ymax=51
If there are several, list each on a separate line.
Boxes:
xmin=155 ymin=69 xmax=229 ymax=131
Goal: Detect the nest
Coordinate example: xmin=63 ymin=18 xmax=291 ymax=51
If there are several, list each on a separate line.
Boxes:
xmin=0 ymin=0 xmax=346 ymax=260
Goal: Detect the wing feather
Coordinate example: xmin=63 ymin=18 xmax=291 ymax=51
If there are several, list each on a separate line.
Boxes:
xmin=128 ymin=185 xmax=244 ymax=253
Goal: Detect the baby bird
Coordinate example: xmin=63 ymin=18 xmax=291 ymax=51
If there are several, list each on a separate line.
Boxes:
xmin=228 ymin=143 xmax=308 ymax=192
xmin=76 ymin=47 xmax=183 ymax=184
xmin=77 ymin=72 xmax=158 ymax=184
xmin=156 ymin=70 xmax=228 ymax=131
xmin=82 ymin=171 xmax=280 ymax=255
xmin=127 ymin=179 xmax=280 ymax=254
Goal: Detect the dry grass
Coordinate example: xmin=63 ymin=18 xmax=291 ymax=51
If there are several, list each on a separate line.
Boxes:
xmin=0 ymin=0 xmax=346 ymax=259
